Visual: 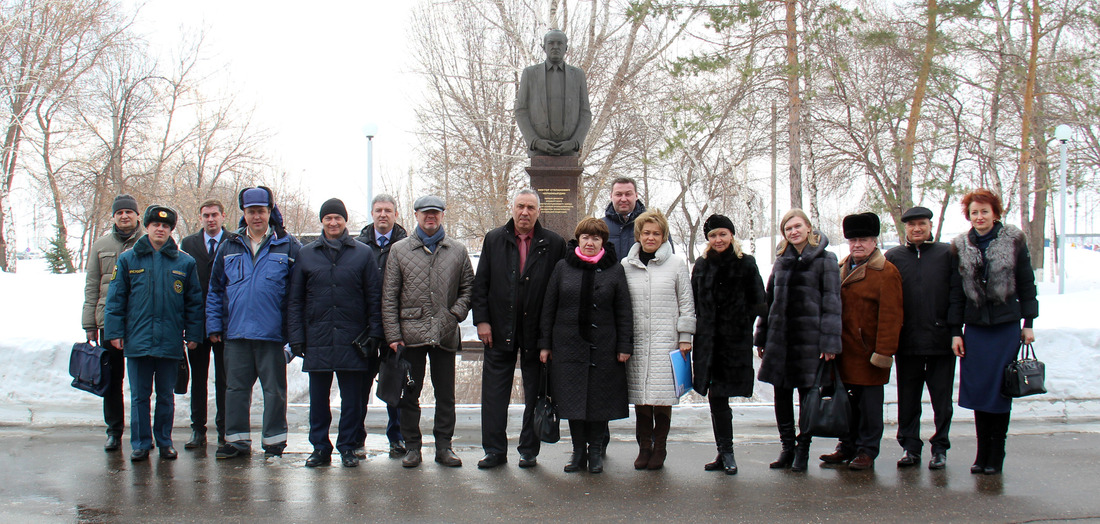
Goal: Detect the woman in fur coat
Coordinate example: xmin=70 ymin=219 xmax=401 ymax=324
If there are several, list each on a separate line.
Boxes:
xmin=951 ymin=189 xmax=1038 ymax=475
xmin=622 ymin=209 xmax=696 ymax=471
xmin=754 ymin=209 xmax=843 ymax=472
xmin=691 ymin=215 xmax=766 ymax=475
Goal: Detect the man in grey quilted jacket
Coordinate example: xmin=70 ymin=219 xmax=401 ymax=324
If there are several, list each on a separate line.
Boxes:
xmin=381 ymin=195 xmax=474 ymax=468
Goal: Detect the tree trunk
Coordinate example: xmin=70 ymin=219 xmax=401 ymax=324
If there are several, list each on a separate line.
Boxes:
xmin=785 ymin=0 xmax=803 ymax=209
xmin=1017 ymin=0 xmax=1041 ymax=269
xmin=897 ymin=0 xmax=938 ymax=240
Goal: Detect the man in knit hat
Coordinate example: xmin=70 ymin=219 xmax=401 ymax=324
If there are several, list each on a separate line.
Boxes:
xmin=82 ymin=194 xmax=144 ymax=452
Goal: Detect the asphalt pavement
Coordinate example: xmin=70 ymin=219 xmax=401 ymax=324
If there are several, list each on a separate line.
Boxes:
xmin=1 ymin=409 xmax=1099 ymax=523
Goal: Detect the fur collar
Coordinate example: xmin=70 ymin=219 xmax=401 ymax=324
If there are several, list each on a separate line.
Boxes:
xmin=840 ymin=248 xmax=885 ymax=285
xmin=952 ymin=223 xmax=1025 ymax=305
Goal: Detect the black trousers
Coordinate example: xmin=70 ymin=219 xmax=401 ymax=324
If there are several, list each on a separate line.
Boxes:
xmin=187 ymin=338 xmax=226 ymax=441
xmin=481 ymin=346 xmax=541 ymax=456
xmin=840 ymin=384 xmax=885 ymax=459
xmin=399 ymin=345 xmax=456 ymax=450
xmin=309 ymin=371 xmax=366 ymax=453
xmin=895 ymin=354 xmax=955 ymax=455
xmin=100 ymin=329 xmax=126 ymax=438
xmin=773 ymin=386 xmax=812 ymax=444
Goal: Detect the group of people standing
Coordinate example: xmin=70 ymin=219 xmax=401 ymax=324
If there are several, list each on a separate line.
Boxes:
xmin=83 ymin=183 xmax=1036 ymax=477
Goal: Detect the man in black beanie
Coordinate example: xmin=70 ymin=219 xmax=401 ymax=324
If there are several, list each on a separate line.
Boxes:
xmin=82 ymin=194 xmax=144 ymax=452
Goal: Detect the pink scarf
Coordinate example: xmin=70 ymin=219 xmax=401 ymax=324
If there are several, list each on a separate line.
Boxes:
xmin=574 ymin=246 xmax=605 ymax=264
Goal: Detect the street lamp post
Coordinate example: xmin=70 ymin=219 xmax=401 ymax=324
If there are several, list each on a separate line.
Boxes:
xmin=1055 ymin=124 xmax=1072 ymax=295
xmin=363 ymin=123 xmax=379 ymax=207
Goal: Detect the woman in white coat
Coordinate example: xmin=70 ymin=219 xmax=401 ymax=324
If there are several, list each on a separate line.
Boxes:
xmin=621 ymin=209 xmax=696 ymax=470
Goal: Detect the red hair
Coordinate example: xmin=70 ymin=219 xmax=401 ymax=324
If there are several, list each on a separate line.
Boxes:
xmin=961 ymin=189 xmax=1003 ymax=220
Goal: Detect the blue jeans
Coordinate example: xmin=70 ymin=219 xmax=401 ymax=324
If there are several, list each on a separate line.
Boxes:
xmin=127 ymin=356 xmax=179 ymax=450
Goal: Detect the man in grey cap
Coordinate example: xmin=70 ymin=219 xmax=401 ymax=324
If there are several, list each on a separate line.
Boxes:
xmin=381 ymin=195 xmax=474 ymax=468
xmin=885 ymin=206 xmax=965 ymax=470
xmin=82 ymin=194 xmax=143 ymax=451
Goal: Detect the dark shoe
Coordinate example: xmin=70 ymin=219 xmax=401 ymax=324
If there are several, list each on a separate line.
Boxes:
xmin=820 ymin=449 xmax=854 ymax=465
xmin=389 ymin=440 xmax=407 ymax=458
xmin=477 ymin=453 xmax=507 ymax=469
xmin=848 ymin=452 xmax=875 ymax=471
xmin=352 ymin=447 xmax=367 ymax=459
xmin=184 ymin=431 xmax=206 ymax=449
xmin=646 ymin=445 xmax=667 ymax=470
xmin=721 ymin=451 xmax=738 ymax=475
xmin=262 ymin=445 xmax=285 ymax=458
xmin=402 ymin=449 xmax=422 ymax=468
xmin=159 ymin=446 xmax=178 ymax=460
xmin=130 ymin=448 xmax=149 ymax=462
xmin=897 ymin=450 xmax=920 ymax=468
xmin=104 ymin=435 xmax=121 ymax=452
xmin=769 ymin=445 xmax=795 ymax=469
xmin=983 ymin=465 xmax=1002 ymax=475
xmin=215 ymin=444 xmax=248 ymax=459
xmin=791 ymin=445 xmax=810 ymax=472
xmin=564 ymin=451 xmax=587 ymax=473
xmin=704 ymin=454 xmax=724 ymax=471
xmin=587 ymin=444 xmax=605 ymax=474
xmin=305 ymin=449 xmax=331 ymax=467
xmin=435 ymin=448 xmax=462 ymax=467
xmin=970 ymin=463 xmax=985 ymax=474
xmin=341 ymin=450 xmax=359 ymax=468
xmin=518 ymin=454 xmax=538 ymax=468
xmin=929 ymin=452 xmax=947 ymax=470
xmin=634 ymin=444 xmax=652 ymax=470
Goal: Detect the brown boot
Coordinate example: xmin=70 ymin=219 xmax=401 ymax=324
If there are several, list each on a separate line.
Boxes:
xmin=634 ymin=405 xmax=654 ymax=470
xmin=647 ymin=406 xmax=671 ymax=470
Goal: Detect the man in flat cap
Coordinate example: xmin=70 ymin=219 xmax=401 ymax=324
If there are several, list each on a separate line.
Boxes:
xmin=381 ymin=195 xmax=474 ymax=468
xmin=885 ymin=206 xmax=964 ymax=470
xmin=82 ymin=194 xmax=144 ymax=452
xmin=207 ymin=186 xmax=301 ymax=460
xmin=820 ymin=212 xmax=903 ymax=470
xmin=104 ymin=205 xmax=204 ymax=461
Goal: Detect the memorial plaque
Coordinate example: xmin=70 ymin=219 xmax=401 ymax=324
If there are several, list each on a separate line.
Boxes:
xmin=526 ymin=156 xmax=583 ymax=240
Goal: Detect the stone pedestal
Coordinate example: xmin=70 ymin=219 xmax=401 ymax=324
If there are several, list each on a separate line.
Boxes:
xmin=526 ymin=156 xmax=583 ymax=240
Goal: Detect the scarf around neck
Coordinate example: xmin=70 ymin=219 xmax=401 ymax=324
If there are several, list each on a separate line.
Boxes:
xmin=574 ymin=246 xmax=605 ymax=264
xmin=416 ymin=226 xmax=446 ymax=253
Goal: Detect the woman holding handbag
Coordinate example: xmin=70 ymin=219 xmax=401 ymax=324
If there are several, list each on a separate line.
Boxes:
xmin=691 ymin=215 xmax=766 ymax=475
xmin=621 ymin=209 xmax=696 ymax=471
xmin=951 ymin=189 xmax=1038 ymax=475
xmin=539 ymin=218 xmax=633 ymax=474
xmin=755 ymin=209 xmax=843 ymax=472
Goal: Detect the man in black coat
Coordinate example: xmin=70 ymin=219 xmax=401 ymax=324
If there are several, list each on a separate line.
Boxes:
xmin=178 ymin=199 xmax=229 ymax=448
xmin=288 ymin=198 xmax=384 ymax=468
xmin=885 ymin=206 xmax=965 ymax=470
xmin=355 ymin=193 xmax=407 ymax=458
xmin=472 ymin=189 xmax=567 ymax=469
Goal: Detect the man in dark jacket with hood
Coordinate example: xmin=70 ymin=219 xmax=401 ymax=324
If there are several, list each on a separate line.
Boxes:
xmin=473 ymin=189 xmax=567 ymax=469
xmin=104 ymin=205 xmax=203 ymax=462
xmin=601 ymin=177 xmax=645 ymax=261
xmin=355 ymin=193 xmax=407 ymax=458
xmin=885 ymin=206 xmax=964 ymax=470
xmin=289 ymin=198 xmax=384 ymax=468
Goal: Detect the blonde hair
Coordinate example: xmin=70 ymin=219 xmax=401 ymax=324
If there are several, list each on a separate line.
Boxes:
xmin=703 ymin=234 xmax=744 ymax=258
xmin=633 ymin=209 xmax=669 ymax=242
xmin=776 ymin=208 xmax=820 ymax=257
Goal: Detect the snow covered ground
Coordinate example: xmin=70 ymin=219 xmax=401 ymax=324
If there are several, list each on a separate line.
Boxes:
xmin=1 ymin=244 xmax=1098 ymax=429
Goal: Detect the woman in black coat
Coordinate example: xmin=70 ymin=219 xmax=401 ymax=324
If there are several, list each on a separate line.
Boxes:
xmin=287 ymin=199 xmax=384 ymax=468
xmin=951 ymin=189 xmax=1038 ymax=475
xmin=754 ymin=209 xmax=842 ymax=472
xmin=539 ymin=217 xmax=633 ymax=474
xmin=691 ymin=215 xmax=767 ymax=475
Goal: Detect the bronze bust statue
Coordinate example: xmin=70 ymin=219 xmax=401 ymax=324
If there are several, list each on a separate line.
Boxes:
xmin=515 ymin=29 xmax=592 ymax=158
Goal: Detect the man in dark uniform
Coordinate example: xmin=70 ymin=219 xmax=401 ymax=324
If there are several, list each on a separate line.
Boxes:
xmin=885 ymin=206 xmax=964 ymax=470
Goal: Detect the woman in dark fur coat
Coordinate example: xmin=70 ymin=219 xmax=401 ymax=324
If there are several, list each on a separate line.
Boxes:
xmin=754 ymin=209 xmax=843 ymax=472
xmin=539 ymin=218 xmax=633 ymax=474
xmin=691 ymin=215 xmax=766 ymax=475
xmin=951 ymin=189 xmax=1038 ymax=475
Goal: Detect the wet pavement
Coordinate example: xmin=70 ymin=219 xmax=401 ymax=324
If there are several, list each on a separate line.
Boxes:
xmin=1 ymin=413 xmax=1099 ymax=523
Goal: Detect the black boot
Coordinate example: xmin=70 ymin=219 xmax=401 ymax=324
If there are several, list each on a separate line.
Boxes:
xmin=791 ymin=435 xmax=811 ymax=472
xmin=971 ymin=411 xmax=990 ymax=474
xmin=564 ymin=420 xmax=588 ymax=473
xmin=772 ymin=387 xmax=798 ymax=469
xmin=634 ymin=405 xmax=654 ymax=470
xmin=587 ymin=441 xmax=605 ymax=474
xmin=705 ymin=437 xmax=733 ymax=472
xmin=984 ymin=412 xmax=1009 ymax=475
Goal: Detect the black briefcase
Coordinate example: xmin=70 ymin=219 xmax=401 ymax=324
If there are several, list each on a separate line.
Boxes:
xmin=69 ymin=342 xmax=111 ymax=397
xmin=376 ymin=345 xmax=415 ymax=406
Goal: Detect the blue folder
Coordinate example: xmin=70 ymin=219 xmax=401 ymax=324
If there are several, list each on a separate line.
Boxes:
xmin=669 ymin=349 xmax=693 ymax=397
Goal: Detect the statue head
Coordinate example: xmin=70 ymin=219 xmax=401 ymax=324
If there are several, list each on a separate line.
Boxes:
xmin=542 ymin=29 xmax=568 ymax=65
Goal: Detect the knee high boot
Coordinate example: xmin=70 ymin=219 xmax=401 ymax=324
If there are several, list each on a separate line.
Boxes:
xmin=705 ymin=398 xmax=736 ymax=474
xmin=634 ymin=405 xmax=654 ymax=470
xmin=587 ymin=420 xmax=607 ymax=474
xmin=647 ymin=406 xmax=672 ymax=470
xmin=565 ymin=420 xmax=588 ymax=473
xmin=772 ymin=387 xmax=798 ymax=469
xmin=971 ymin=411 xmax=990 ymax=474
xmin=984 ymin=412 xmax=1010 ymax=475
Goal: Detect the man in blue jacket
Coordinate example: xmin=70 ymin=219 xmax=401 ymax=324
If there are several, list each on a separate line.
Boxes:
xmin=104 ymin=205 xmax=203 ymax=462
xmin=601 ymin=177 xmax=646 ymax=261
xmin=207 ymin=187 xmax=301 ymax=459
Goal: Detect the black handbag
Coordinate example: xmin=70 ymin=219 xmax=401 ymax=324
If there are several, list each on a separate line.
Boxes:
xmin=69 ymin=342 xmax=111 ymax=397
xmin=375 ymin=345 xmax=415 ymax=406
xmin=175 ymin=353 xmax=189 ymax=394
xmin=352 ymin=329 xmax=381 ymax=361
xmin=532 ymin=364 xmax=560 ymax=443
xmin=799 ymin=360 xmax=852 ymax=438
xmin=1003 ymin=343 xmax=1046 ymax=398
